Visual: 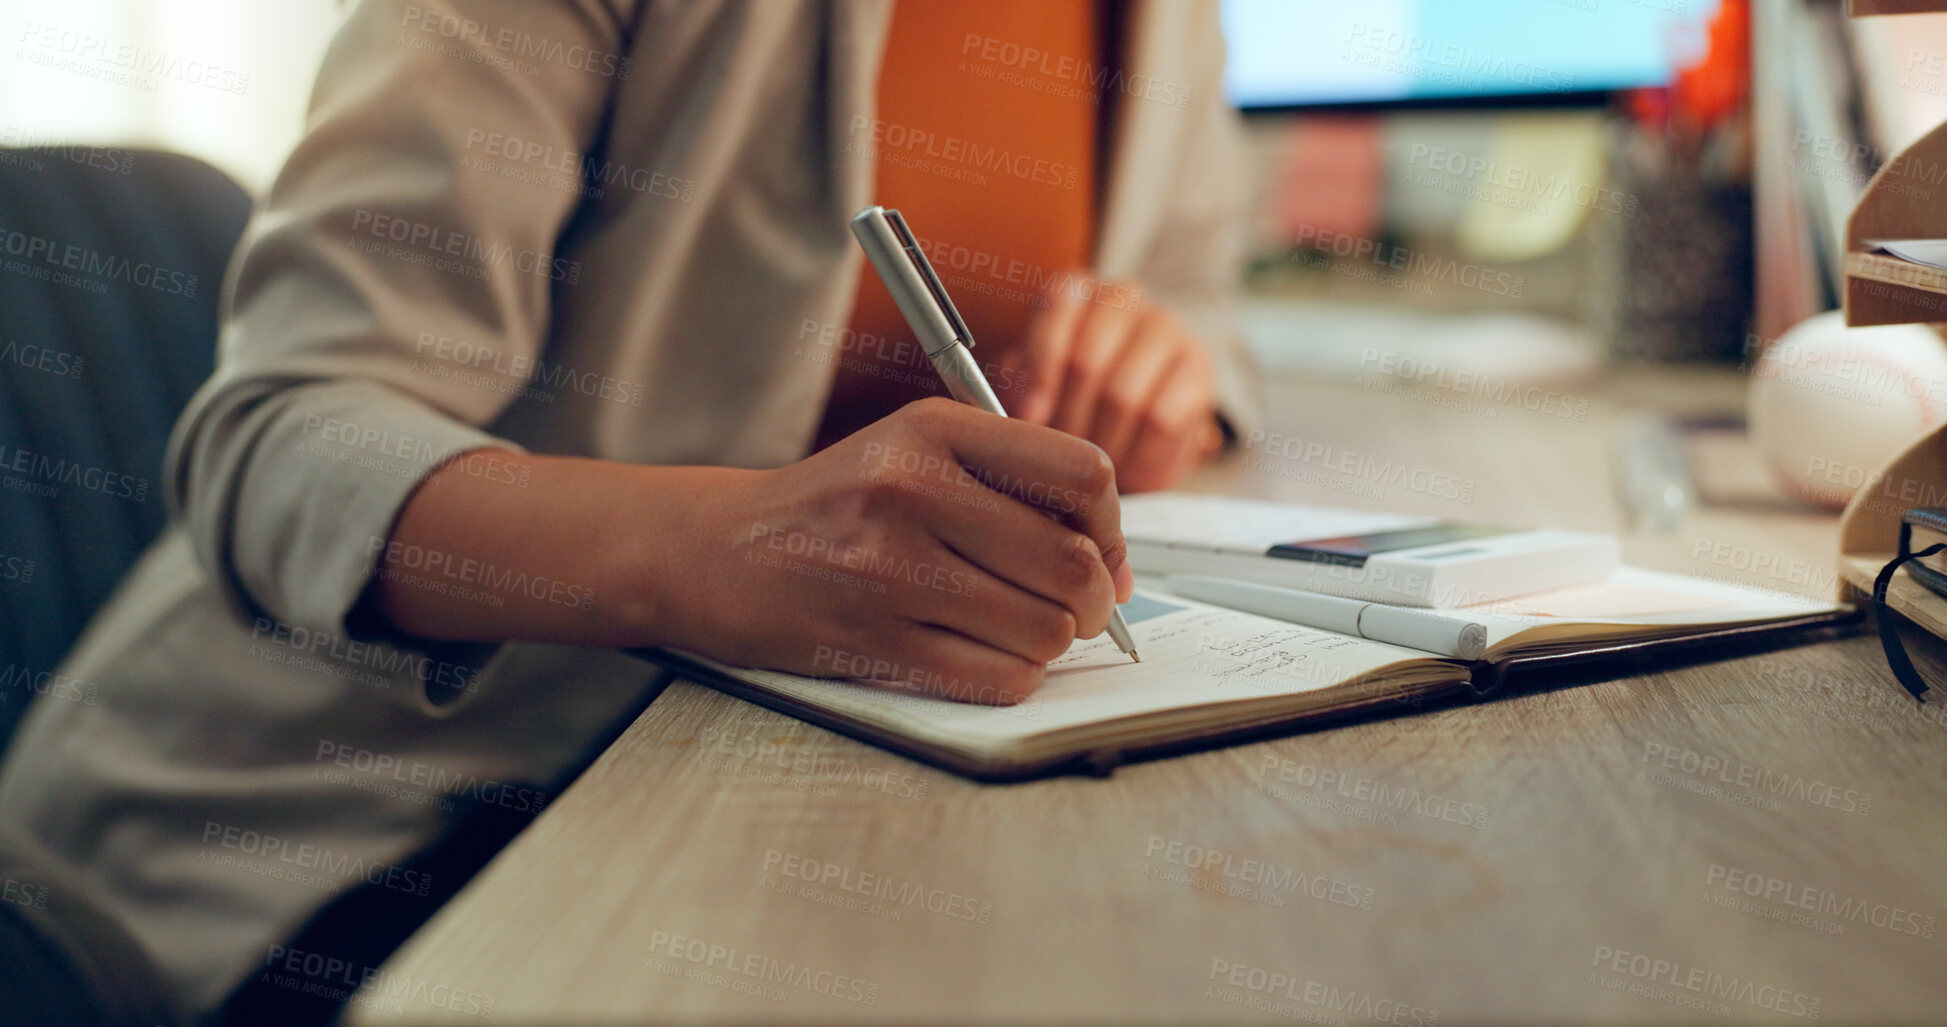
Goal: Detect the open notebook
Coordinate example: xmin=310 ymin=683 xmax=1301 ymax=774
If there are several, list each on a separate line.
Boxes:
xmin=641 ymin=567 xmax=1852 ymax=781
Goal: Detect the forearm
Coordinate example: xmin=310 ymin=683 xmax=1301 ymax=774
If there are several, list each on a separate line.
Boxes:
xmin=363 ymin=449 xmax=755 ymax=649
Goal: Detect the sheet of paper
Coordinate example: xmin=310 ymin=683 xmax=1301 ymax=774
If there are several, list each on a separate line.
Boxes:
xmin=1868 ymin=239 xmax=1947 ymax=269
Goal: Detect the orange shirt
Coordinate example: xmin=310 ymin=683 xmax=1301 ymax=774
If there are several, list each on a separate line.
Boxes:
xmin=815 ymin=0 xmax=1104 ymax=449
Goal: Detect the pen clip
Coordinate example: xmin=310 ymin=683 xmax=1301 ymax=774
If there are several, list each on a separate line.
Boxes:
xmin=884 ymin=209 xmax=975 ymax=349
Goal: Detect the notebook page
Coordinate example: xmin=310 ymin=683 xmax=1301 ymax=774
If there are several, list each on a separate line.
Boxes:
xmin=683 ymin=592 xmax=1445 ymax=747
xmin=1459 ymin=566 xmax=1840 ymax=649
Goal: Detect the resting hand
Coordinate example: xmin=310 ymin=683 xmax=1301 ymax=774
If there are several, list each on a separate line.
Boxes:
xmin=1001 ymin=277 xmax=1223 ymax=493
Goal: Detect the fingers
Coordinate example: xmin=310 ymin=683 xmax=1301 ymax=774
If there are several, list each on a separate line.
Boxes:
xmin=1088 ymin=316 xmax=1180 ymax=464
xmin=1050 ymin=301 xmax=1140 ymax=441
xmin=832 ymin=623 xmax=1046 ymax=705
xmin=1014 ymin=286 xmax=1088 ymax=424
xmin=1016 ymin=286 xmax=1220 ymax=493
xmin=896 ymin=543 xmax=1081 ymax=664
xmin=900 ymin=398 xmax=1131 ymax=596
xmin=919 ymin=486 xmax=1119 ymax=640
xmin=1119 ymin=349 xmax=1218 ymax=493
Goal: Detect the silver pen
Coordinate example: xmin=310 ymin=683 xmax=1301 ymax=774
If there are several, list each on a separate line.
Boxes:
xmin=849 ymin=205 xmax=1139 ymax=663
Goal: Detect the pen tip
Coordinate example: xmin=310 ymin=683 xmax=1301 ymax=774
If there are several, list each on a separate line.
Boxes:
xmin=1129 ymin=651 xmax=1141 ymax=663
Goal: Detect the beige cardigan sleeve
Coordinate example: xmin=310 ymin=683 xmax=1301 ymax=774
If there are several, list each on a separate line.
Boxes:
xmin=1124 ymin=3 xmax=1265 ymax=444
xmin=165 ymin=0 xmax=637 ymax=706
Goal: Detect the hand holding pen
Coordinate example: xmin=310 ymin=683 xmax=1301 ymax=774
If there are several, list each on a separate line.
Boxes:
xmin=640 ymin=208 xmax=1136 ymax=705
xmin=852 ymin=206 xmax=1140 ymax=663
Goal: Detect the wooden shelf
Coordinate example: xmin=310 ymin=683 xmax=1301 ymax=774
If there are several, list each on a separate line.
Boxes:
xmin=1846 ymin=250 xmax=1947 ymax=290
xmin=1843 ymin=117 xmax=1947 ymax=325
xmin=1836 ymin=0 xmax=1947 ymax=649
xmin=1839 ymin=415 xmax=1947 ymax=619
xmin=1843 ymin=251 xmax=1947 ymax=324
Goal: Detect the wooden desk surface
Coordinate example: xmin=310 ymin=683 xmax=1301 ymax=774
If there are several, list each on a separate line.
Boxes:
xmin=351 ymin=366 xmax=1947 ymax=1025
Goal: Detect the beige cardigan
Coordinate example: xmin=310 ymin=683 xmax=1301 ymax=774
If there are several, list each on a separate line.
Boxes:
xmin=0 ymin=0 xmax=1258 ymax=1013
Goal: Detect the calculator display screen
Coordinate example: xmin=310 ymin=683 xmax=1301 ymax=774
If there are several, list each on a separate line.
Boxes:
xmin=1267 ymin=524 xmax=1510 ymax=568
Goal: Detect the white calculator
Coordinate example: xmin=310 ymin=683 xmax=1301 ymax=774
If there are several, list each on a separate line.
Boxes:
xmin=1119 ymin=493 xmax=1618 ymax=608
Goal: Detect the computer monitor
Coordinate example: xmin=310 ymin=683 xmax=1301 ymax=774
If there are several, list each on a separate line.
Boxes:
xmin=1221 ymin=0 xmax=1722 ymax=111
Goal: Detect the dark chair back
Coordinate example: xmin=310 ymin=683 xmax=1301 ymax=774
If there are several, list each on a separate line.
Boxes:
xmin=0 ymin=146 xmax=249 ymax=748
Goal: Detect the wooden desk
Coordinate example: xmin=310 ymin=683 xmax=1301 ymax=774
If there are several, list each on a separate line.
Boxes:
xmin=351 ymin=367 xmax=1947 ymax=1025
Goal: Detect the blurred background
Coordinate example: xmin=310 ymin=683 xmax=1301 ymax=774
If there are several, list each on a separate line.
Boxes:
xmin=10 ymin=0 xmax=1925 ymax=375
xmin=0 ymin=0 xmax=339 ymax=190
xmin=1 ymin=0 xmax=1919 ymax=362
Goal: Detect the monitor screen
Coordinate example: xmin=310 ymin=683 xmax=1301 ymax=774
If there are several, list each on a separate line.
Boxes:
xmin=1221 ymin=0 xmax=1722 ymax=110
